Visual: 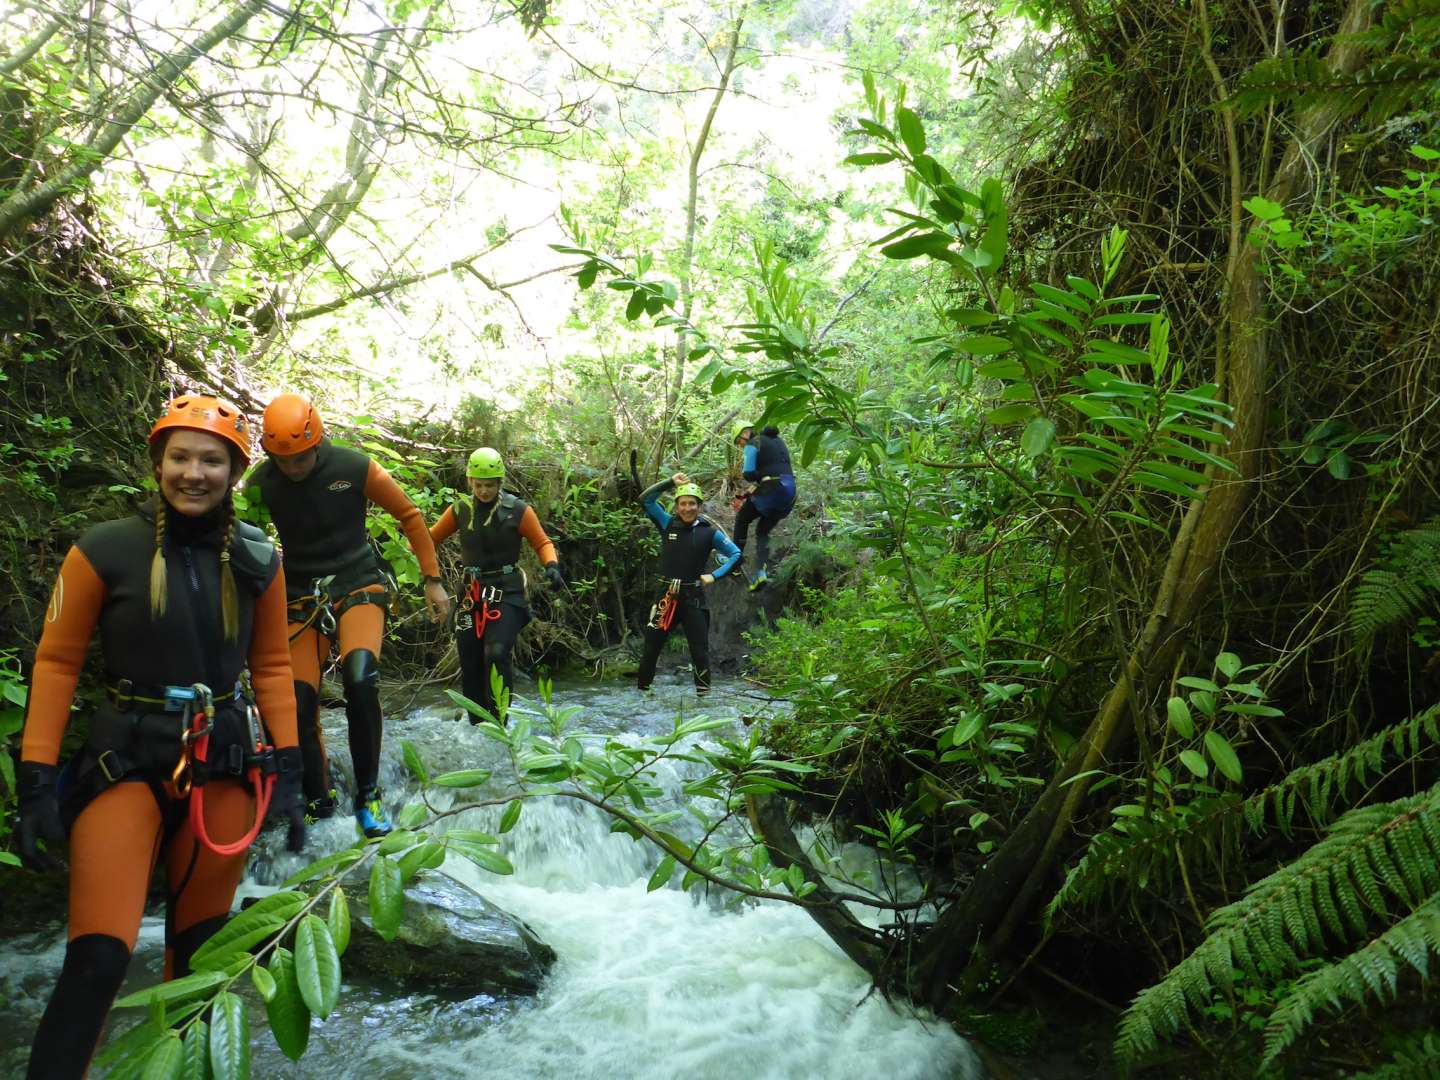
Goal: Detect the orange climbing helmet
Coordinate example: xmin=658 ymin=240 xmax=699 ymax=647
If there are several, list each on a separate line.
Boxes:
xmin=262 ymin=394 xmax=324 ymax=456
xmin=149 ymin=394 xmax=252 ymax=466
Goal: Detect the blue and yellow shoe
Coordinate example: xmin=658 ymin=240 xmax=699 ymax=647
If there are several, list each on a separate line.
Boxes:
xmin=748 ymin=568 xmax=769 ymax=592
xmin=355 ymin=788 xmax=392 ymax=839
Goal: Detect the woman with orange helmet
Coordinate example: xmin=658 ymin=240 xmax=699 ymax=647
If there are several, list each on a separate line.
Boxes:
xmin=249 ymin=392 xmax=449 ymax=837
xmin=16 ymin=393 xmax=305 ymax=1079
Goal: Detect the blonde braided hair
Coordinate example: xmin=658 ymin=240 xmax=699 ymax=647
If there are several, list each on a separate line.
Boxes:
xmin=147 ymin=435 xmax=243 ymax=642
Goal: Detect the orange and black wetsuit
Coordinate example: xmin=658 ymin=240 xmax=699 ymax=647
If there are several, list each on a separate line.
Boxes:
xmin=19 ymin=500 xmax=298 ymax=1079
xmin=431 ymin=493 xmax=557 ymax=721
xmin=248 ymin=440 xmax=440 ymax=810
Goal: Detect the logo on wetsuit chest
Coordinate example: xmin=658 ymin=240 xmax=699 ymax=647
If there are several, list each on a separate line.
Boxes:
xmin=666 ymin=532 xmax=678 ymax=541
xmin=328 ymin=480 xmax=353 ymax=492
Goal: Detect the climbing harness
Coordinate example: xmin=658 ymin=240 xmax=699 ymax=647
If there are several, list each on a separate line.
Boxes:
xmin=179 ymin=683 xmax=278 ymax=856
xmin=288 ymin=575 xmax=338 ymax=642
xmin=648 ymin=578 xmax=682 ymax=631
xmin=465 ymin=580 xmax=504 ymax=639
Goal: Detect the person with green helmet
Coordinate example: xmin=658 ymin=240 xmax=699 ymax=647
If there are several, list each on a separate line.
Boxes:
xmin=636 ymin=471 xmax=741 ymax=694
xmin=730 ymin=420 xmax=796 ymax=591
xmin=429 ymin=448 xmax=564 ymax=723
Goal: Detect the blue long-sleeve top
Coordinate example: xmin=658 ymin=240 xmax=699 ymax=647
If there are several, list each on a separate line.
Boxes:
xmin=640 ymin=479 xmax=741 ymax=579
xmin=742 ymin=444 xmax=760 ymax=482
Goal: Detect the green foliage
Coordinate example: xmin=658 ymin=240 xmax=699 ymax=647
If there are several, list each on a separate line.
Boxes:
xmin=1350 ymin=518 xmax=1440 ymax=643
xmin=1232 ymin=1 xmax=1440 ymax=123
xmin=1050 ymin=705 xmax=1440 ymax=926
xmin=1116 ymin=782 xmax=1440 ymax=1068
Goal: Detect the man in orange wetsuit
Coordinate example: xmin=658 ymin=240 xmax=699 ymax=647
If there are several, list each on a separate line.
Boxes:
xmin=430 ymin=447 xmax=563 ymax=723
xmin=16 ymin=394 xmax=305 ymax=1080
xmin=247 ymin=394 xmax=449 ymax=837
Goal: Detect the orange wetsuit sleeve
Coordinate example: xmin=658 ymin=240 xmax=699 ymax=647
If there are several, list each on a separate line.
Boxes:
xmin=429 ymin=504 xmax=458 ymax=547
xmin=364 ymin=460 xmax=441 ymax=578
xmin=21 ymin=547 xmax=106 ymax=765
xmin=518 ymin=506 xmax=558 ymax=566
xmin=249 ymin=567 xmax=298 ymax=749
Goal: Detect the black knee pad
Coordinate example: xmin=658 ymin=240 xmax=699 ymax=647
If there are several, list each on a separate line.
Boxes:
xmin=63 ymin=933 xmax=131 ymax=981
xmin=27 ymin=934 xmax=131 ymax=1080
xmin=341 ymin=649 xmax=380 ymax=693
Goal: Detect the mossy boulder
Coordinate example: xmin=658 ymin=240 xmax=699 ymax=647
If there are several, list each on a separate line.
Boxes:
xmin=343 ymin=870 xmax=555 ymax=996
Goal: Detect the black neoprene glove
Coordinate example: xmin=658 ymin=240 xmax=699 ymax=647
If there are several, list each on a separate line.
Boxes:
xmin=270 ymin=747 xmax=307 ymax=853
xmin=17 ymin=760 xmax=67 ymax=872
xmin=543 ymin=563 xmax=565 ymax=590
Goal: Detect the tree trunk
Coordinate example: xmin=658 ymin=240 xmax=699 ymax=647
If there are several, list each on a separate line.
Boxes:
xmin=0 ymin=0 xmax=267 ymax=238
xmin=908 ymin=0 xmax=1377 ymax=1009
xmin=649 ymin=8 xmax=747 ymax=476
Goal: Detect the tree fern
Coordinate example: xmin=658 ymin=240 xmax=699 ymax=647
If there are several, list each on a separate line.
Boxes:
xmin=1261 ymin=897 xmax=1440 ymax=1065
xmin=1347 ymin=1032 xmax=1440 ymax=1079
xmin=1232 ymin=0 xmax=1440 ymax=122
xmin=1116 ymin=784 xmax=1440 ymax=1066
xmin=1350 ymin=519 xmax=1440 ymax=642
xmin=1046 ymin=708 xmax=1440 ymax=923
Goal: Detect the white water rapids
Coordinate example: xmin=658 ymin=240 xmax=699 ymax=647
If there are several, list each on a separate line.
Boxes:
xmin=2 ymin=675 xmax=980 ymax=1079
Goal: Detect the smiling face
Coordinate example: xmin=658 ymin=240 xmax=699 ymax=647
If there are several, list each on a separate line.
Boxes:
xmin=674 ymin=495 xmax=701 ymax=524
xmin=470 ymin=477 xmax=501 ymax=503
xmin=271 ymin=447 xmax=319 ymax=482
xmin=155 ymin=429 xmax=239 ymax=516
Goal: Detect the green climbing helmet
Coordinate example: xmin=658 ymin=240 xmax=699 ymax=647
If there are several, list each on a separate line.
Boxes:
xmin=730 ymin=420 xmax=754 ymax=446
xmin=673 ymin=482 xmax=705 ymax=502
xmin=466 ymin=447 xmax=504 ymax=480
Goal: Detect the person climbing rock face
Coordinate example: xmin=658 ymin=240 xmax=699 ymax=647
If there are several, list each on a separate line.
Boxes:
xmin=636 ymin=472 xmax=741 ymax=694
xmin=429 ymin=447 xmax=564 ymax=723
xmin=16 ymin=394 xmax=305 ymax=1080
xmin=248 ymin=393 xmax=450 ymax=838
xmin=730 ymin=421 xmax=796 ymax=591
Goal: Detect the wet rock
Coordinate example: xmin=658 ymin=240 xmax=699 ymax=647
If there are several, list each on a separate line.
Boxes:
xmin=342 ymin=871 xmax=555 ymax=997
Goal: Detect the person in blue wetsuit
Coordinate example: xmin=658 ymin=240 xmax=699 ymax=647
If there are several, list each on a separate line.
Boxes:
xmin=731 ymin=422 xmax=796 ymax=590
xmin=636 ymin=473 xmax=741 ymax=694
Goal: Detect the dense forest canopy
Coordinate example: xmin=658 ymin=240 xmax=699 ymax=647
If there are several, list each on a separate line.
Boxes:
xmin=4 ymin=0 xmax=1440 ymax=1074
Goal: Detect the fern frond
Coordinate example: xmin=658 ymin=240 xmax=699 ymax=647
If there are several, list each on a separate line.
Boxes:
xmin=1116 ymin=785 xmax=1440 ymax=1066
xmin=1233 ymin=0 xmax=1440 ymax=121
xmin=1347 ymin=1031 xmax=1440 ymax=1079
xmin=1047 ymin=708 xmax=1440 ymax=924
xmin=1261 ymin=898 xmax=1440 ymax=1065
xmin=1351 ymin=519 xmax=1440 ymax=642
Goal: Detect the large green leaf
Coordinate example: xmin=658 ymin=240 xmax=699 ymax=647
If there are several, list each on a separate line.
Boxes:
xmin=1020 ymin=417 xmax=1056 ymax=459
xmin=295 ymin=914 xmax=342 ymax=1019
xmin=430 ymin=769 xmax=492 ymax=788
xmin=1204 ymin=730 xmax=1244 ymax=784
xmin=182 ymin=1018 xmax=211 ymax=1080
xmin=499 ymin=799 xmax=523 ymax=833
xmin=328 ymin=888 xmax=352 ymax=957
xmin=647 ymin=854 xmax=676 ymax=892
xmin=140 ymin=1034 xmax=184 ymax=1080
xmin=280 ymin=847 xmax=364 ymax=888
xmin=265 ymin=948 xmax=310 ymax=1062
xmin=369 ymin=855 xmax=405 ymax=942
xmin=395 ymin=839 xmax=443 ymax=883
xmin=114 ymin=969 xmax=228 ymax=1008
xmin=188 ymin=891 xmax=306 ymax=971
xmin=401 ymin=739 xmax=428 ymax=784
xmin=447 ymin=837 xmax=515 ymax=876
xmin=207 ymin=992 xmax=249 ymax=1080
xmin=895 ymin=106 xmax=926 ymax=156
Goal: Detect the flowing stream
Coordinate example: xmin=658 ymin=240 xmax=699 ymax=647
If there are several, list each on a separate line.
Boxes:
xmin=2 ymin=675 xmax=980 ymax=1079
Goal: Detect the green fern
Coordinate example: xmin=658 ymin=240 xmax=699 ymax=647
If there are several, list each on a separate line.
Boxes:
xmin=1347 ymin=1031 xmax=1440 ymax=1079
xmin=1261 ymin=897 xmax=1440 ymax=1065
xmin=1232 ymin=0 xmax=1440 ymax=122
xmin=1046 ymin=708 xmax=1440 ymax=923
xmin=1116 ymin=784 xmax=1440 ymax=1066
xmin=1350 ymin=519 xmax=1440 ymax=642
